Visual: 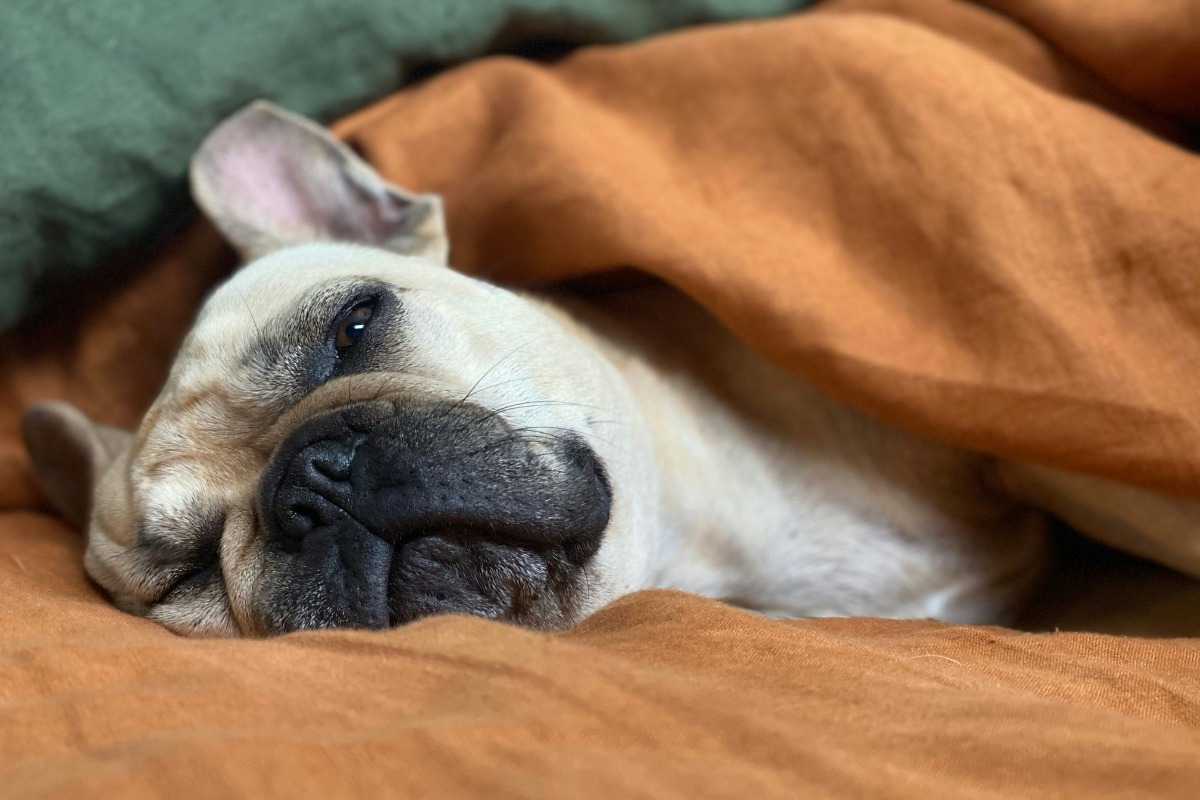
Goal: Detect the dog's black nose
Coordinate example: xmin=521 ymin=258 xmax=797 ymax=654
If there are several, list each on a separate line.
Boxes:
xmin=256 ymin=399 xmax=611 ymax=632
xmin=270 ymin=436 xmax=359 ymax=541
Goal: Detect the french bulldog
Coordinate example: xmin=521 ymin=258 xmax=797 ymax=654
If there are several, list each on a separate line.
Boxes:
xmin=22 ymin=102 xmax=1200 ymax=637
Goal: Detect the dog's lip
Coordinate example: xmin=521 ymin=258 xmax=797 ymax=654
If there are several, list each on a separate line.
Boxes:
xmin=383 ymin=527 xmax=550 ymax=626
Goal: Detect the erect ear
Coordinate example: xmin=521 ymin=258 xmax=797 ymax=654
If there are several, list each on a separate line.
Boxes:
xmin=22 ymin=401 xmax=133 ymax=531
xmin=190 ymin=100 xmax=449 ymax=265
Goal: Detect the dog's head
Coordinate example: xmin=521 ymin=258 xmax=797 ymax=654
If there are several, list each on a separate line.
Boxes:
xmin=23 ymin=103 xmax=654 ymax=636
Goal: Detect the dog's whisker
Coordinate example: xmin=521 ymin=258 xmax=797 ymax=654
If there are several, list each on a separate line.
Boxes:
xmin=467 ymin=340 xmax=537 ymax=401
xmin=233 ymin=286 xmax=265 ymax=343
xmin=517 ymin=425 xmax=622 ymax=452
xmin=580 ymin=564 xmax=594 ymax=620
xmin=460 ymin=374 xmax=539 ymax=401
xmin=463 ymin=433 xmax=526 ymax=459
xmin=469 ymin=399 xmax=611 ymax=431
xmin=434 ymin=340 xmax=539 ymax=436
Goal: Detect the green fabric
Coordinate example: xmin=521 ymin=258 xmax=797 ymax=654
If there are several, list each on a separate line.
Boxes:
xmin=0 ymin=0 xmax=812 ymax=331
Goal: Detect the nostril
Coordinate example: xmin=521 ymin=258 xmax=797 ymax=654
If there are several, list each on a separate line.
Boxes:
xmin=280 ymin=501 xmax=324 ymax=536
xmin=311 ymin=453 xmax=350 ymax=482
xmin=294 ymin=504 xmax=321 ymax=527
xmin=304 ymin=441 xmax=352 ymax=483
xmin=273 ymin=471 xmax=346 ymax=542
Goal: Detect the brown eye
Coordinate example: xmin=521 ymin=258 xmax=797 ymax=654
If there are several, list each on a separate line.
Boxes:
xmin=334 ymin=301 xmax=375 ymax=352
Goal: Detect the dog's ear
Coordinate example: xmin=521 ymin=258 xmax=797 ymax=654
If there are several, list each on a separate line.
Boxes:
xmin=22 ymin=402 xmax=133 ymax=531
xmin=190 ymin=100 xmax=449 ymax=265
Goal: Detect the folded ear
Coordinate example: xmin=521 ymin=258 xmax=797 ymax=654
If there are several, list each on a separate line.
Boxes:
xmin=190 ymin=100 xmax=449 ymax=265
xmin=22 ymin=402 xmax=133 ymax=530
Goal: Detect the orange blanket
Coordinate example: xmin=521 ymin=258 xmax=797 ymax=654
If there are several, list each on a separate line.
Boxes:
xmin=3 ymin=0 xmax=1200 ymax=795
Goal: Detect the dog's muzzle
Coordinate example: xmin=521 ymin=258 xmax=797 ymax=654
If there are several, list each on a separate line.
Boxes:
xmin=254 ymin=399 xmax=611 ymax=632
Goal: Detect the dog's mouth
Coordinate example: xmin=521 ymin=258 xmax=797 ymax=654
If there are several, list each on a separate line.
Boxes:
xmin=254 ymin=399 xmax=611 ymax=633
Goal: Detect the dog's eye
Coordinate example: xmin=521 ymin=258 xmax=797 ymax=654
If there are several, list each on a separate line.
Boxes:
xmin=334 ymin=301 xmax=375 ymax=353
xmin=156 ymin=564 xmax=214 ymax=605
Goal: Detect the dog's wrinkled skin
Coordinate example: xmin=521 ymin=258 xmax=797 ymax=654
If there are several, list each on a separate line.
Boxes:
xmin=24 ymin=103 xmax=1200 ymax=637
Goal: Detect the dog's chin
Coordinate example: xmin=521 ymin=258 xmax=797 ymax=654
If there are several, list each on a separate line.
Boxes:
xmin=386 ymin=530 xmax=592 ymax=630
xmin=251 ymin=397 xmax=611 ymax=634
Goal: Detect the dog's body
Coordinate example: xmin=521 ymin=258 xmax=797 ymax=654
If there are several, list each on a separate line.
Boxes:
xmin=23 ymin=102 xmax=1200 ymax=637
xmin=546 ymin=283 xmax=1047 ymax=622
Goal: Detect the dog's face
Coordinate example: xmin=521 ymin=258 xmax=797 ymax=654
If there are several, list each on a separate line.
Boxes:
xmin=23 ymin=103 xmax=655 ymax=636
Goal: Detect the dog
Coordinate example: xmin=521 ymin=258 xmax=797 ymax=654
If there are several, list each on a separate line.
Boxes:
xmin=22 ymin=102 xmax=1200 ymax=637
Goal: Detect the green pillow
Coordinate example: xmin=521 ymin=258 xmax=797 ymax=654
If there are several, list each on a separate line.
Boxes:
xmin=0 ymin=0 xmax=812 ymax=331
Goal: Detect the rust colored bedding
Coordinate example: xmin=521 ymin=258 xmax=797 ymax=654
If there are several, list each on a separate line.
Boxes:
xmin=3 ymin=0 xmax=1200 ymax=795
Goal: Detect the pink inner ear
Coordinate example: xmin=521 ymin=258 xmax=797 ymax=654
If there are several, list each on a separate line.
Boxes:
xmin=216 ymin=138 xmax=322 ymax=233
xmin=196 ymin=104 xmax=433 ymax=251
